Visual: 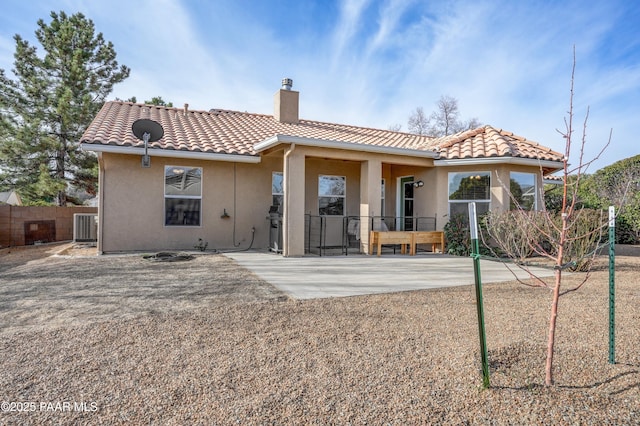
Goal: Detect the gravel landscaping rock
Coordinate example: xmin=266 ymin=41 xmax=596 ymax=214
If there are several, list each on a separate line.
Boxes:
xmin=0 ymin=244 xmax=638 ymax=424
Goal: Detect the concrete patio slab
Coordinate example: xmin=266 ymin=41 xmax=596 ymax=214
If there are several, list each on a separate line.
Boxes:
xmin=225 ymin=252 xmax=556 ymax=299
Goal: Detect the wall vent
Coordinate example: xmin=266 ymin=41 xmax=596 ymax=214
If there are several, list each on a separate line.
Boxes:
xmin=73 ymin=213 xmax=98 ymax=242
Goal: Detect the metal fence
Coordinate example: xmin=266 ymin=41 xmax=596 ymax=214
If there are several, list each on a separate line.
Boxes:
xmin=305 ymin=215 xmax=437 ymax=256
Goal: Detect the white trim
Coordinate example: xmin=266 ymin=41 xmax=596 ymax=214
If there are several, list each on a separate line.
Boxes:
xmin=163 ymin=165 xmax=203 ymax=227
xmin=447 ymin=171 xmax=491 ymax=218
xmin=255 ymin=134 xmax=439 ymax=159
xmin=510 ymin=171 xmax=537 ymax=210
xmin=435 ymin=157 xmax=562 ymax=170
xmin=81 ymin=143 xmax=261 ymax=163
xmin=397 ymin=175 xmax=414 ymax=230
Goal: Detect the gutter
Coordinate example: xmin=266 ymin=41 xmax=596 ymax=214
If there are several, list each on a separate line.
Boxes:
xmin=81 ymin=143 xmax=261 ymax=163
xmin=254 ymin=134 xmax=439 ymax=159
xmin=434 ymin=156 xmax=563 ymax=171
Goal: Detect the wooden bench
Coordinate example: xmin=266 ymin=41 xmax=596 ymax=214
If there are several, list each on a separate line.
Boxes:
xmin=369 ymin=230 xmax=445 ymax=256
xmin=369 ymin=231 xmax=412 ymax=256
xmin=410 ymin=231 xmax=445 ymax=255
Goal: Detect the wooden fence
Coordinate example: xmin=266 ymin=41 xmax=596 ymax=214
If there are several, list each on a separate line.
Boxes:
xmin=0 ymin=205 xmax=97 ymax=248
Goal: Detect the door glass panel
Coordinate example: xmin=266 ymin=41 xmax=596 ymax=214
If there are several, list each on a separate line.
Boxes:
xmin=399 ymin=176 xmax=414 ymax=230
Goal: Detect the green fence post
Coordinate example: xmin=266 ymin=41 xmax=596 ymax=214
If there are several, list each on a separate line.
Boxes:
xmin=609 ymin=206 xmax=615 ymax=364
xmin=469 ymin=202 xmax=490 ymax=388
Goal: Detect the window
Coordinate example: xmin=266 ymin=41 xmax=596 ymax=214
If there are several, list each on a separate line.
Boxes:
xmin=272 ymin=172 xmax=283 ymax=207
xmin=318 ymin=175 xmax=345 ymax=215
xmin=448 ymin=171 xmax=491 ymax=218
xmin=510 ymin=172 xmax=536 ymax=210
xmin=164 ymin=166 xmax=202 ymax=226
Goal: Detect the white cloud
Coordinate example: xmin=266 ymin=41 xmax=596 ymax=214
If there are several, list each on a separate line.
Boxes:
xmin=0 ymin=0 xmax=637 ymax=169
xmin=331 ymin=0 xmax=371 ymax=68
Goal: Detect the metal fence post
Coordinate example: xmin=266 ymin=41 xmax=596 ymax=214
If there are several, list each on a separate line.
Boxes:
xmin=469 ymin=202 xmax=490 ymax=388
xmin=609 ymin=206 xmax=615 ymax=364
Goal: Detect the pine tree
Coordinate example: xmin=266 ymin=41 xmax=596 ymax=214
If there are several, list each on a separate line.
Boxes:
xmin=0 ymin=11 xmax=129 ymax=205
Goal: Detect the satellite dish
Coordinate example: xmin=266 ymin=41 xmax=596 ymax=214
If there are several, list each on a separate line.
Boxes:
xmin=132 ymin=119 xmax=164 ymax=142
xmin=132 ymin=119 xmax=164 ymax=168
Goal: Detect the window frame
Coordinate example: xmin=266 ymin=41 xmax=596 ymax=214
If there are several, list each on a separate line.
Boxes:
xmin=318 ymin=174 xmax=346 ymax=216
xmin=164 ymin=165 xmax=203 ymax=227
xmin=447 ymin=171 xmax=491 ymax=218
xmin=272 ymin=171 xmax=284 ymax=207
xmin=509 ymin=172 xmax=537 ymax=211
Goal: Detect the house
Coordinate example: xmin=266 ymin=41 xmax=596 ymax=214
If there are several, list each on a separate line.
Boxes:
xmin=80 ymin=79 xmax=564 ymax=255
xmin=0 ymin=190 xmax=23 ymax=206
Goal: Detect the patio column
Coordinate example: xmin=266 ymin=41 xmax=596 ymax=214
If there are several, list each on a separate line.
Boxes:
xmin=360 ymin=159 xmax=382 ymax=254
xmin=283 ymin=144 xmax=305 ymax=256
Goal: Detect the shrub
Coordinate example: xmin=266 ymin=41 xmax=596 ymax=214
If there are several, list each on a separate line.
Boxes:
xmin=444 ymin=213 xmax=494 ymax=257
xmin=482 ymin=208 xmax=606 ymax=272
xmin=444 ymin=214 xmax=471 ymax=256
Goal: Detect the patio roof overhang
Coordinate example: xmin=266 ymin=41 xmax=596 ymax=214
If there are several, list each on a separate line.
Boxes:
xmin=254 ymin=134 xmax=440 ymax=159
xmin=80 ymin=143 xmax=262 ymax=163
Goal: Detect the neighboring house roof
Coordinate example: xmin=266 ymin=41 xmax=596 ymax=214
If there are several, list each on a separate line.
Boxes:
xmin=543 ymin=174 xmax=564 ymax=185
xmin=0 ymin=191 xmax=22 ymax=206
xmin=81 ymin=101 xmax=564 ymax=167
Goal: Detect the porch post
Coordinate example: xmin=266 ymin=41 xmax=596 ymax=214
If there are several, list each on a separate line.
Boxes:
xmin=283 ymin=144 xmax=305 ymax=256
xmin=360 ymin=159 xmax=382 ymax=254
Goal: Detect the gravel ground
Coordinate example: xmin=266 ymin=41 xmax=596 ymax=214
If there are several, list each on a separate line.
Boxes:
xmin=0 ymin=244 xmax=638 ymax=425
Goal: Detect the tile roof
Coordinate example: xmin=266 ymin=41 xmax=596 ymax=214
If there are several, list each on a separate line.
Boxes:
xmin=429 ymin=126 xmax=564 ymax=162
xmin=80 ymin=102 xmax=434 ymax=157
xmin=81 ymin=101 xmax=564 ymax=164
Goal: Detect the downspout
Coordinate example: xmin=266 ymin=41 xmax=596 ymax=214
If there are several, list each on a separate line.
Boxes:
xmin=97 ymin=153 xmax=105 ymax=254
xmin=282 ymin=143 xmax=295 ymax=256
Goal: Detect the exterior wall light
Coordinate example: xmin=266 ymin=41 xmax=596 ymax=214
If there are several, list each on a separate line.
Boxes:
xmin=413 ymin=180 xmax=424 ymax=188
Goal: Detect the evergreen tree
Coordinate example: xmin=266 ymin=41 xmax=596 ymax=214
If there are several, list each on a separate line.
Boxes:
xmin=144 ymin=96 xmax=173 ymax=107
xmin=0 ymin=11 xmax=129 ymax=205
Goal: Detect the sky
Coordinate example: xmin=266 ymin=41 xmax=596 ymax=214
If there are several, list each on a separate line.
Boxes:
xmin=1 ymin=0 xmax=639 ymax=171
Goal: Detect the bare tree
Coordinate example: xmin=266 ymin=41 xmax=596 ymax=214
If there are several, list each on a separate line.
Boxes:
xmin=387 ymin=123 xmax=402 ymax=132
xmin=465 ymin=117 xmax=482 ymax=130
xmin=430 ymin=95 xmax=461 ymax=136
xmin=406 ymin=96 xmax=481 ymax=137
xmin=407 ymin=107 xmax=431 ymax=135
xmin=482 ymin=51 xmax=612 ymax=386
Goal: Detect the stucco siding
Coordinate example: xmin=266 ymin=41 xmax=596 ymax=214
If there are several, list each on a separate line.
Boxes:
xmin=98 ymin=149 xmax=546 ymax=253
xmin=100 ymin=153 xmax=281 ymax=252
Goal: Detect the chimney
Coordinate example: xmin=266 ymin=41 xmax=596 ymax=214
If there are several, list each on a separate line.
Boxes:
xmin=274 ymin=78 xmax=299 ymax=124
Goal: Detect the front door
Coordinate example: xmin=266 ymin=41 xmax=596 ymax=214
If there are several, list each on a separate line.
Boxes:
xmin=398 ymin=176 xmax=414 ymax=230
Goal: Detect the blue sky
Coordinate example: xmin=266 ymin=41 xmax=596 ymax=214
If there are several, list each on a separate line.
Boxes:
xmin=1 ymin=0 xmax=639 ymax=171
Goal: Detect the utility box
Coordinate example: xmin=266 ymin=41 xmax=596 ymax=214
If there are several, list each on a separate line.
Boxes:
xmin=73 ymin=213 xmax=98 ymax=242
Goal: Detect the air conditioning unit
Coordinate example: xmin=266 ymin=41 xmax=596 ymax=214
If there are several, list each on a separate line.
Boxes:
xmin=73 ymin=213 xmax=98 ymax=242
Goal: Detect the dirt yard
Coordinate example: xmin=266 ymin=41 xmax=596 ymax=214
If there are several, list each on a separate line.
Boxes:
xmin=0 ymin=243 xmax=638 ymax=424
xmin=0 ymin=243 xmax=287 ymax=336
